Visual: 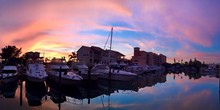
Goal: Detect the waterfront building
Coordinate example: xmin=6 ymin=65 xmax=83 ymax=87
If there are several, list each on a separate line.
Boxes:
xmin=100 ymin=49 xmax=125 ymax=65
xmin=77 ymin=46 xmax=125 ymax=66
xmin=131 ymin=47 xmax=166 ymax=66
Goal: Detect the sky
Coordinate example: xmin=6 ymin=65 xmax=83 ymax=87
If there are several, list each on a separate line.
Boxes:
xmin=0 ymin=0 xmax=220 ymax=63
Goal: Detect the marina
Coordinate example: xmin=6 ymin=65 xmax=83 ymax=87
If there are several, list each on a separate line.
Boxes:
xmin=1 ymin=1 xmax=220 ymax=109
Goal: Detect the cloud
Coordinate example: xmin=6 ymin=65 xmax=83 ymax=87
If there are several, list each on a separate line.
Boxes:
xmin=12 ymin=31 xmax=49 ymax=44
xmin=173 ymin=44 xmax=220 ymax=63
xmin=0 ymin=0 xmax=134 ymax=57
xmin=0 ymin=0 xmax=219 ymax=62
xmin=128 ymin=0 xmax=220 ymax=47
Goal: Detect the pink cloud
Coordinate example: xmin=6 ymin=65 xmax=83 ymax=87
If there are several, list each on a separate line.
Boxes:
xmin=174 ymin=48 xmax=220 ymax=63
xmin=0 ymin=0 xmax=219 ymax=62
xmin=127 ymin=0 xmax=220 ymax=47
xmin=0 ymin=0 xmax=134 ymax=58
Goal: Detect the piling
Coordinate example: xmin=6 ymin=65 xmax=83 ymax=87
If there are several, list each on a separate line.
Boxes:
xmin=88 ymin=66 xmax=92 ymax=80
xmin=59 ymin=66 xmax=62 ymax=87
xmin=58 ymin=66 xmax=62 ymax=110
xmin=19 ymin=67 xmax=23 ymax=106
xmin=108 ymin=67 xmax=111 ymax=79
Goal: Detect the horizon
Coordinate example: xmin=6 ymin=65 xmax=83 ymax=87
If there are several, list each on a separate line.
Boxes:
xmin=1 ymin=0 xmax=220 ymax=64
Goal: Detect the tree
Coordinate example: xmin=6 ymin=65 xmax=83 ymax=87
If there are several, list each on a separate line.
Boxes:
xmin=189 ymin=59 xmax=193 ymax=66
xmin=184 ymin=61 xmax=188 ymax=66
xmin=216 ymin=65 xmax=219 ymax=69
xmin=0 ymin=45 xmax=22 ymax=64
xmin=68 ymin=52 xmax=77 ymax=62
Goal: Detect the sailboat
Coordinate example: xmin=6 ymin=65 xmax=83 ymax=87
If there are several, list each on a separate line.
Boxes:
xmin=92 ymin=27 xmax=137 ymax=81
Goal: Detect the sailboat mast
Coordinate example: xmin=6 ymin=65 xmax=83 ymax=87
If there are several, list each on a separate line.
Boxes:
xmin=109 ymin=27 xmax=113 ymax=64
xmin=108 ymin=27 xmax=113 ymax=78
xmin=110 ymin=27 xmax=113 ymax=51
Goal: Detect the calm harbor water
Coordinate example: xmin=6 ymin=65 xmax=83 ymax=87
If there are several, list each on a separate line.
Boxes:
xmin=0 ymin=73 xmax=219 ymax=110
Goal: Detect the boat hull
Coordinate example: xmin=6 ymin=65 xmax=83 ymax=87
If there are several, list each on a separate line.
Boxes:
xmin=80 ymin=74 xmax=99 ymax=80
xmin=48 ymin=74 xmax=82 ymax=86
xmin=1 ymin=75 xmax=19 ymax=84
xmin=26 ymin=75 xmax=47 ymax=83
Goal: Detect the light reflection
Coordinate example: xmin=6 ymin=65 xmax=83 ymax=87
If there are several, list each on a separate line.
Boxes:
xmin=0 ymin=72 xmax=219 ymax=110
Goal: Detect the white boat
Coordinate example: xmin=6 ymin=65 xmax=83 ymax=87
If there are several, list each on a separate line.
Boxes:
xmin=92 ymin=64 xmax=137 ymax=81
xmin=1 ymin=65 xmax=19 ymax=83
xmin=26 ymin=60 xmax=48 ymax=82
xmin=125 ymin=65 xmax=145 ymax=74
xmin=47 ymin=58 xmax=83 ymax=85
xmin=143 ymin=65 xmax=165 ymax=74
xmin=74 ymin=64 xmax=100 ymax=80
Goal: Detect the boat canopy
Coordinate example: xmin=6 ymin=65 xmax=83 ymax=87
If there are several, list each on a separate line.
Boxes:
xmin=3 ymin=66 xmax=17 ymax=71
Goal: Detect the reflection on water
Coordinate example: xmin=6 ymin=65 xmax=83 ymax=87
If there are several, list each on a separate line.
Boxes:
xmin=0 ymin=72 xmax=219 ymax=110
xmin=25 ymin=80 xmax=47 ymax=106
xmin=1 ymin=82 xmax=18 ymax=98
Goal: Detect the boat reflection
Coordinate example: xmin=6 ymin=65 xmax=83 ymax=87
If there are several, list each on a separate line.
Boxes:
xmin=25 ymin=80 xmax=47 ymax=106
xmin=1 ymin=70 xmax=218 ymax=110
xmin=46 ymin=72 xmax=167 ymax=107
xmin=1 ymin=81 xmax=18 ymax=98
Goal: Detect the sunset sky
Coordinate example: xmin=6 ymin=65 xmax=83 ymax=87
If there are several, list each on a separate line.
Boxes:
xmin=0 ymin=0 xmax=220 ymax=63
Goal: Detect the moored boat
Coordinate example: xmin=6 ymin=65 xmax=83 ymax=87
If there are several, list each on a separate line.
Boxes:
xmin=1 ymin=65 xmax=19 ymax=83
xmin=125 ymin=65 xmax=145 ymax=74
xmin=26 ymin=60 xmax=48 ymax=82
xmin=92 ymin=64 xmax=137 ymax=81
xmin=73 ymin=64 xmax=100 ymax=80
xmin=46 ymin=58 xmax=83 ymax=85
xmin=91 ymin=28 xmax=137 ymax=81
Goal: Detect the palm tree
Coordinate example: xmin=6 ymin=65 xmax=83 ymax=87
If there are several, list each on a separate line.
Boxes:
xmin=0 ymin=45 xmax=22 ymax=65
xmin=68 ymin=52 xmax=77 ymax=62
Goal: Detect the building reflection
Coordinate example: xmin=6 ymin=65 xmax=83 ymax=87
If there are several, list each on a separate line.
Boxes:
xmin=135 ymin=73 xmax=166 ymax=89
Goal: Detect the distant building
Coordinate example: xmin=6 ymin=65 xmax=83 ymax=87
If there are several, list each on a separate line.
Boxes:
xmin=24 ymin=51 xmax=40 ymax=60
xmin=77 ymin=46 xmax=125 ymax=66
xmin=131 ymin=47 xmax=166 ymax=66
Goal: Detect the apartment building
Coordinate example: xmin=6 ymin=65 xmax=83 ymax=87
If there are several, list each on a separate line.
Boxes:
xmin=131 ymin=47 xmax=166 ymax=66
xmin=77 ymin=46 xmax=125 ymax=66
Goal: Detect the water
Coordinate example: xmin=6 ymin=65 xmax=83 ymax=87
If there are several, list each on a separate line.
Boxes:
xmin=0 ymin=73 xmax=219 ymax=110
